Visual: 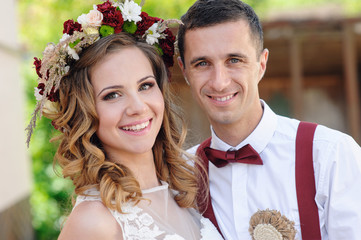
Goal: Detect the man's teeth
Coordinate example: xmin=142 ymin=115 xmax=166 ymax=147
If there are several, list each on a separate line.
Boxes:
xmin=122 ymin=120 xmax=150 ymax=131
xmin=213 ymin=94 xmax=234 ymax=102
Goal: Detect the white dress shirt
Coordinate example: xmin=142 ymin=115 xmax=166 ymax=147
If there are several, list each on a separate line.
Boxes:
xmin=189 ymin=100 xmax=361 ymax=240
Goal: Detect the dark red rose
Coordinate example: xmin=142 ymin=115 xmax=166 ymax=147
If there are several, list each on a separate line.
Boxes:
xmin=97 ymin=1 xmax=124 ymax=33
xmin=63 ymin=19 xmax=82 ymax=35
xmin=48 ymin=88 xmax=59 ymax=102
xmin=34 ymin=57 xmax=42 ymax=78
xmin=159 ymin=29 xmax=176 ymax=68
xmin=102 ymin=10 xmax=124 ymax=32
xmin=37 ymin=83 xmax=59 ymax=102
xmin=159 ymin=29 xmax=175 ymax=56
xmin=96 ymin=1 xmax=114 ymax=13
xmin=37 ymin=83 xmax=45 ymax=95
xmin=135 ymin=12 xmax=159 ymax=36
xmin=162 ymin=54 xmax=174 ymax=69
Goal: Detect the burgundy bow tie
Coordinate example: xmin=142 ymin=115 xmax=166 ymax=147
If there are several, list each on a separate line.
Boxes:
xmin=204 ymin=144 xmax=263 ymax=168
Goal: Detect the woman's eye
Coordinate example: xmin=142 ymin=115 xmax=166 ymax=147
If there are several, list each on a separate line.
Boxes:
xmin=139 ymin=82 xmax=154 ymax=91
xmin=103 ymin=92 xmax=120 ymax=100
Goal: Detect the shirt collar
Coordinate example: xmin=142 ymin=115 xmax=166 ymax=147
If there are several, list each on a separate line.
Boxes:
xmin=210 ymin=100 xmax=277 ymax=154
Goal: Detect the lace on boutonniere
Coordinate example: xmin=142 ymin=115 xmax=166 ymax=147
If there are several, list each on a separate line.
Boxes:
xmin=249 ymin=209 xmax=297 ymax=240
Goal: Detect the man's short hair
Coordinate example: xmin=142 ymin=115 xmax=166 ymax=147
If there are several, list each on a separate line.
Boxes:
xmin=178 ymin=0 xmax=264 ymax=63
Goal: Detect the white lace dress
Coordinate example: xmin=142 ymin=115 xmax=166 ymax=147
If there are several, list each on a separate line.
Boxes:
xmin=74 ymin=182 xmax=223 ymax=240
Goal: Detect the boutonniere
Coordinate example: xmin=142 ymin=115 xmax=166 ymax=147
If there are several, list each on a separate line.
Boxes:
xmin=249 ymin=209 xmax=297 ymax=240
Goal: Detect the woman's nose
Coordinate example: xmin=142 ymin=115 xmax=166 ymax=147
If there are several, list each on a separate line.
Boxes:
xmin=125 ymin=94 xmax=147 ymax=116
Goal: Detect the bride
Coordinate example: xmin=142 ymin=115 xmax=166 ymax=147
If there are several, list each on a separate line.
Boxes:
xmin=26 ymin=1 xmax=223 ymax=239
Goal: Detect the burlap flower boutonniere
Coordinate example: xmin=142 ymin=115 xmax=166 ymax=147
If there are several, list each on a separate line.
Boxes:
xmin=249 ymin=209 xmax=297 ymax=240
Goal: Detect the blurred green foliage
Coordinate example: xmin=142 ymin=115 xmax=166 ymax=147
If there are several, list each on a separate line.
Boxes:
xmin=18 ymin=0 xmax=360 ymax=239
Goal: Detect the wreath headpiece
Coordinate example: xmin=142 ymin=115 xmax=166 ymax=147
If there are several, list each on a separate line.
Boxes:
xmin=26 ymin=0 xmax=180 ymax=146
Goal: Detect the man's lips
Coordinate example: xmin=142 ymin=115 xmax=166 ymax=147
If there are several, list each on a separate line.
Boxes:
xmin=208 ymin=93 xmax=237 ymax=102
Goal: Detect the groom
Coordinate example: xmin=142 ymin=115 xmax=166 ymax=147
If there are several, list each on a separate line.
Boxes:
xmin=177 ymin=0 xmax=361 ymax=239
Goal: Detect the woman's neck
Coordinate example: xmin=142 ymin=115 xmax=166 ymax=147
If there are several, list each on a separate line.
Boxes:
xmin=108 ymin=150 xmax=160 ymax=189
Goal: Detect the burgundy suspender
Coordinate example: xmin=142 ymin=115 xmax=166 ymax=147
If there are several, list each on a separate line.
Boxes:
xmin=196 ymin=122 xmax=321 ymax=239
xmin=296 ymin=122 xmax=321 ymax=239
xmin=196 ymin=137 xmax=223 ymax=236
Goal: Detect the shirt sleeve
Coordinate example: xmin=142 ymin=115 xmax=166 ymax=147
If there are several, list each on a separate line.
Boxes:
xmin=314 ymin=127 xmax=361 ymax=239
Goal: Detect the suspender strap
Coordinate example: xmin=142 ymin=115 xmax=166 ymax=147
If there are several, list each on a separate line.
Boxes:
xmin=196 ymin=137 xmax=223 ymax=236
xmin=296 ymin=122 xmax=321 ymax=239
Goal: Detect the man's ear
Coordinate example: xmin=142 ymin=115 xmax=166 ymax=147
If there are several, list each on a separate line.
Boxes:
xmin=177 ymin=56 xmax=184 ymax=71
xmin=177 ymin=56 xmax=190 ymax=85
xmin=258 ymin=48 xmax=269 ymax=82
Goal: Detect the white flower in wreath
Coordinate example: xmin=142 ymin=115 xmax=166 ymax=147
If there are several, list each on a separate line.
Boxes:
xmin=60 ymin=33 xmax=71 ymax=43
xmin=67 ymin=46 xmax=79 ymax=60
xmin=119 ymin=0 xmax=142 ymax=23
xmin=145 ymin=23 xmax=161 ymax=45
xmin=138 ymin=213 xmax=153 ymax=227
xmin=34 ymin=87 xmax=42 ymax=101
xmin=64 ymin=66 xmax=70 ymax=74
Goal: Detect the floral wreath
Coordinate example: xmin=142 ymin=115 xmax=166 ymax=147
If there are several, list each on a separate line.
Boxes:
xmin=26 ymin=0 xmax=181 ymax=146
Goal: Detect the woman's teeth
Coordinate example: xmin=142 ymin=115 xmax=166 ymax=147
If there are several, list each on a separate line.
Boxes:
xmin=122 ymin=120 xmax=150 ymax=131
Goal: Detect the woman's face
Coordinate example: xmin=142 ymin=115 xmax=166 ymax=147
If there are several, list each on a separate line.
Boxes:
xmin=91 ymin=47 xmax=164 ymax=161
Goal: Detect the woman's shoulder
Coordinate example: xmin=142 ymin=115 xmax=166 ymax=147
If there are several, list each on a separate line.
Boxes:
xmin=58 ymin=201 xmax=123 ymax=240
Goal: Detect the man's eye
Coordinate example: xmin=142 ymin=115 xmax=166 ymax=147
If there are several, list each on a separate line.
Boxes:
xmin=139 ymin=82 xmax=154 ymax=91
xmin=196 ymin=61 xmax=208 ymax=67
xmin=103 ymin=92 xmax=120 ymax=100
xmin=230 ymin=58 xmax=241 ymax=63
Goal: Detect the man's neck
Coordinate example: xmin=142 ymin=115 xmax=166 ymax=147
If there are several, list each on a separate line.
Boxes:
xmin=211 ymin=104 xmax=263 ymax=147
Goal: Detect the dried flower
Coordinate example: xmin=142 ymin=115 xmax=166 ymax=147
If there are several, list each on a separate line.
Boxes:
xmin=249 ymin=209 xmax=297 ymax=240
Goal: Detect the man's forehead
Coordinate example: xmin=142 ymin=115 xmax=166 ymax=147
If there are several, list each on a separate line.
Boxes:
xmin=183 ymin=20 xmax=253 ymax=56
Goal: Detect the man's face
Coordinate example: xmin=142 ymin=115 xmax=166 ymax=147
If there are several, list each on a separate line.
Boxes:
xmin=179 ymin=20 xmax=268 ymax=132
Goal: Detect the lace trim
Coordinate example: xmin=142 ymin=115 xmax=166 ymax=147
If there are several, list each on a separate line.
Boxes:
xmin=75 ymin=185 xmax=223 ymax=240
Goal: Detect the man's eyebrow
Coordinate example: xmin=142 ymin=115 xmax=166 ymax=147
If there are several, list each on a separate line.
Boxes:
xmin=190 ymin=57 xmax=207 ymax=65
xmin=228 ymin=53 xmax=248 ymax=58
xmin=189 ymin=53 xmax=248 ymax=66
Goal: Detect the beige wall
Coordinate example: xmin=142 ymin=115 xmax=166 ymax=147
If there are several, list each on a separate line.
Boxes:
xmin=0 ymin=0 xmax=32 ymax=212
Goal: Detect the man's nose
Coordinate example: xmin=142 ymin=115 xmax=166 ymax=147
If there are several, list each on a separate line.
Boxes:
xmin=210 ymin=64 xmax=231 ymax=91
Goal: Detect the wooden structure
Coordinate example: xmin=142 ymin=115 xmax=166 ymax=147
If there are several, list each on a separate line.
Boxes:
xmin=170 ymin=17 xmax=361 ymax=146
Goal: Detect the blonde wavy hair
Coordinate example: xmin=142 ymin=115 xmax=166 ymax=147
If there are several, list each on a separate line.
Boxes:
xmin=47 ymin=33 xmax=206 ymax=212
